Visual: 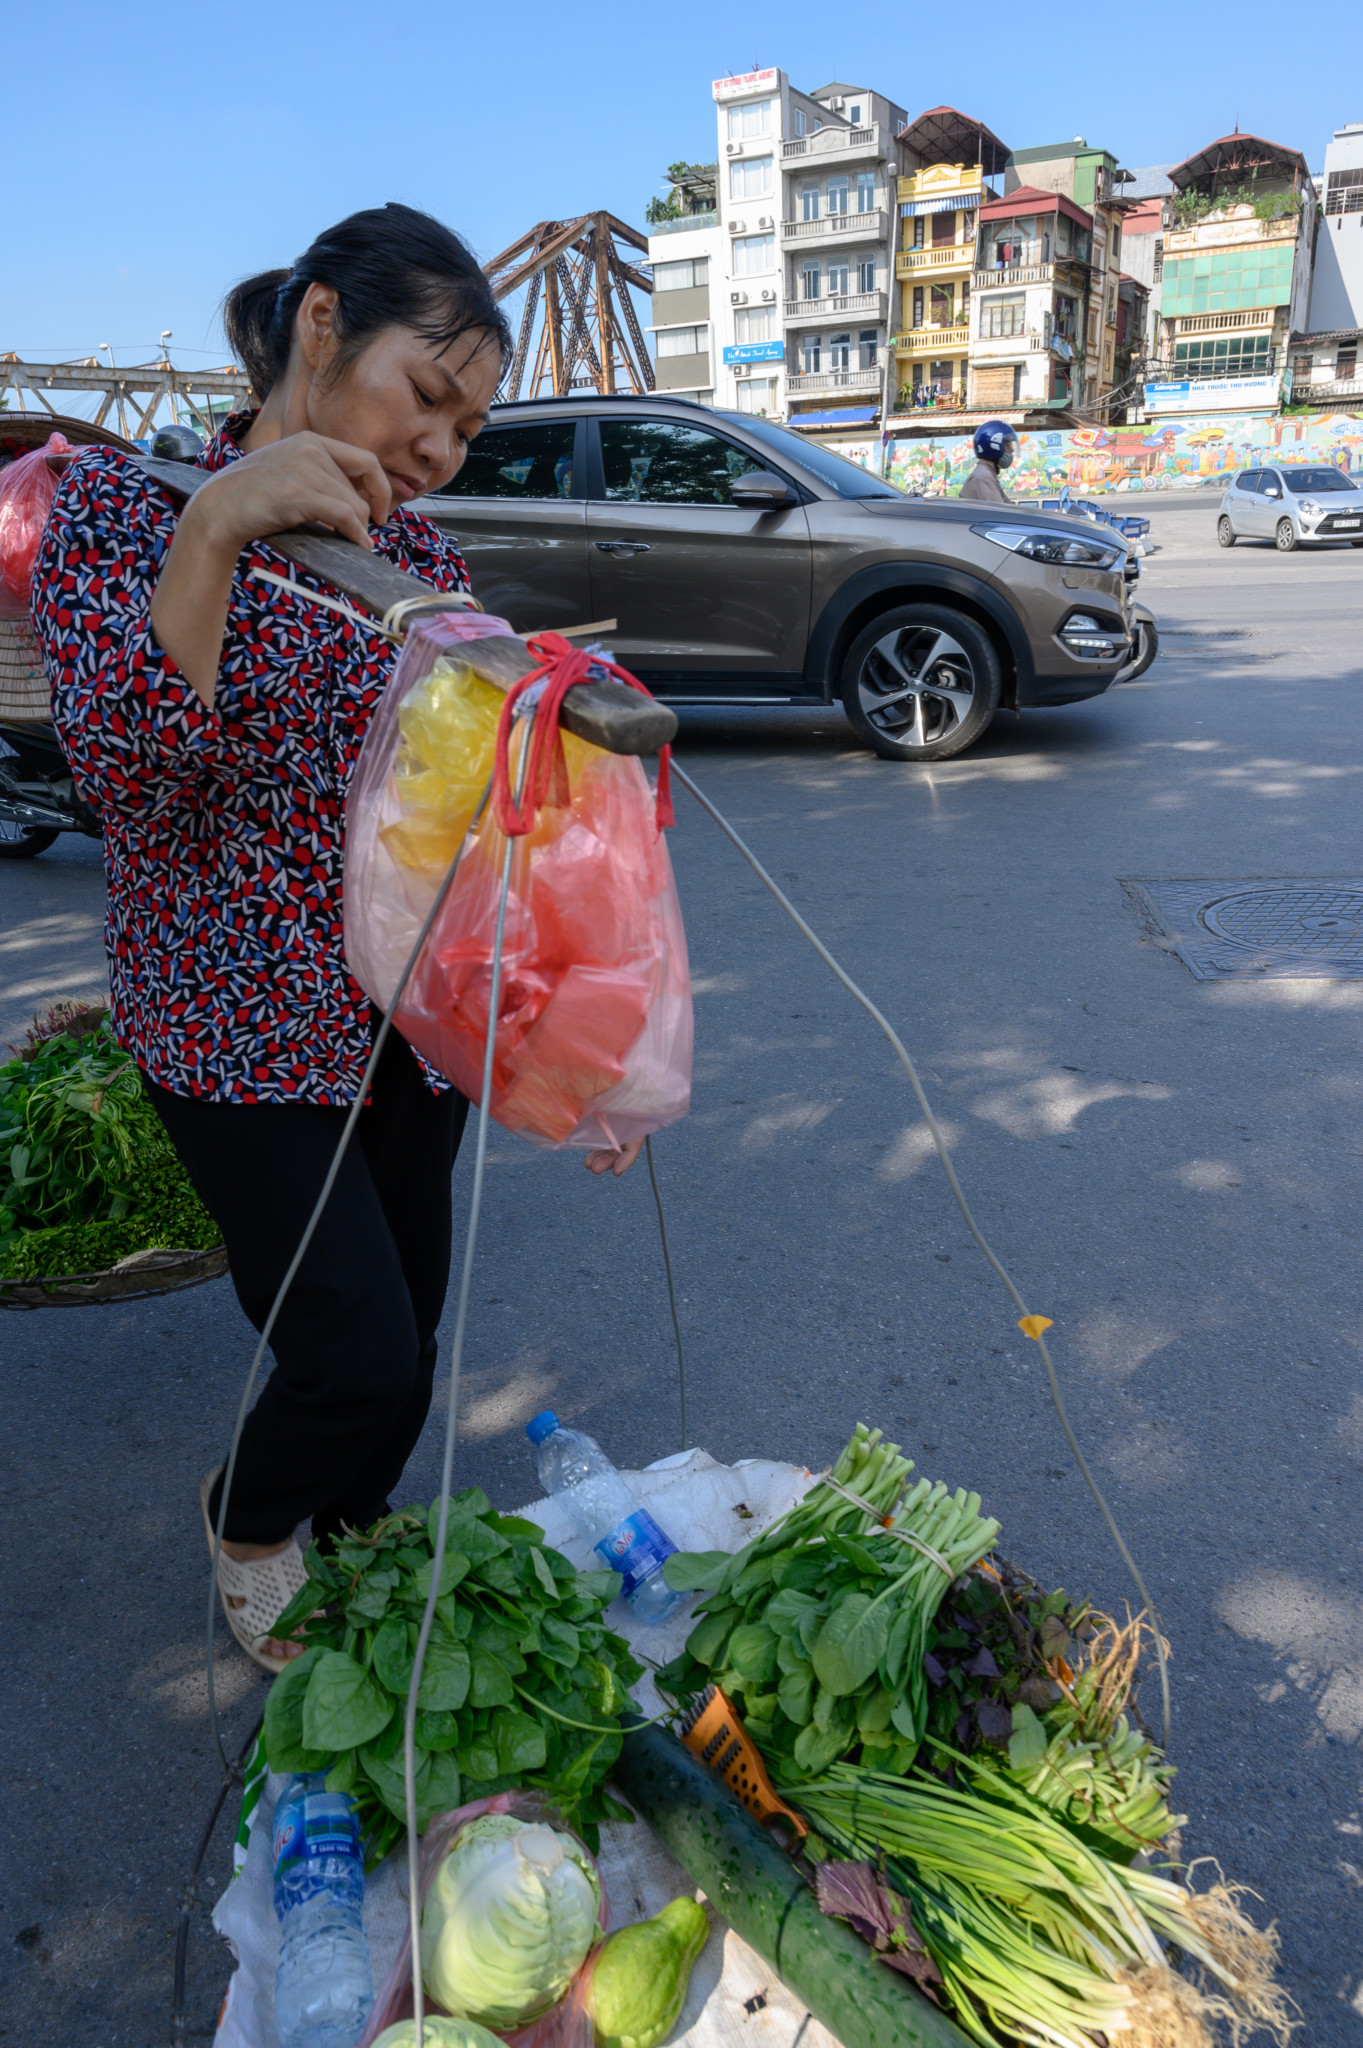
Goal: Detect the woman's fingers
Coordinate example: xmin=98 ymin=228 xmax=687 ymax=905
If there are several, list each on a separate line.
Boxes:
xmin=584 ymin=1136 xmax=645 ymax=1177
xmin=314 ymin=435 xmax=393 ymax=529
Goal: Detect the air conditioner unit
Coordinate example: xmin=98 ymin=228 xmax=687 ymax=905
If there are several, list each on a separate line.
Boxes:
xmin=757 ymin=213 xmax=774 ymax=228
xmin=726 ymin=141 xmax=739 ymax=154
xmin=759 ymin=287 xmax=777 ymax=302
xmin=734 ymin=364 xmax=751 ymax=378
xmin=731 ymin=219 xmax=746 ymax=234
xmin=828 ymin=96 xmax=844 ymax=111
xmin=730 ymin=290 xmax=749 ymax=304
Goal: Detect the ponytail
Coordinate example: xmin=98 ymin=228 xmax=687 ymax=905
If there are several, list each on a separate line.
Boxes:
xmin=222 ymin=267 xmax=293 ymax=400
xmin=223 ymin=203 xmax=511 ymax=401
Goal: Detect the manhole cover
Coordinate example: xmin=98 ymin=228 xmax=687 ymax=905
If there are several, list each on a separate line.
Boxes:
xmin=1121 ymin=878 xmax=1363 ymax=980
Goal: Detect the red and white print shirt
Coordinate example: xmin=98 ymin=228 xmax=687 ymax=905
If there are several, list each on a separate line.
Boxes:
xmin=31 ymin=414 xmax=469 ymax=1105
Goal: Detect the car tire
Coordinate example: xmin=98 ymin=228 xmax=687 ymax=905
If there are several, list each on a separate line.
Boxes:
xmin=1217 ymin=516 xmax=1236 ymax=548
xmin=841 ymin=604 xmax=1002 ymax=762
xmin=0 ymin=821 xmax=58 ymax=859
xmin=1275 ymin=518 xmax=1298 ymax=553
xmin=1115 ymin=616 xmax=1159 ymax=684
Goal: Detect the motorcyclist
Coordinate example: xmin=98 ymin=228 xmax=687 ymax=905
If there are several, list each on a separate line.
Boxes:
xmin=960 ymin=419 xmax=1018 ymax=504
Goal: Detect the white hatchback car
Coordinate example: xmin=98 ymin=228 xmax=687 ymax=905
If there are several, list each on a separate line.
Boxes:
xmin=1217 ymin=463 xmax=1363 ymax=552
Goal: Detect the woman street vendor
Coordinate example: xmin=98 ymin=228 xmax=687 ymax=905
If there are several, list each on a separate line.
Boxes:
xmin=30 ymin=203 xmax=642 ymax=1672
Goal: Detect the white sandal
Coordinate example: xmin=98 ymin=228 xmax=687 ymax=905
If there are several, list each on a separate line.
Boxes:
xmin=199 ymin=1468 xmax=310 ymax=1675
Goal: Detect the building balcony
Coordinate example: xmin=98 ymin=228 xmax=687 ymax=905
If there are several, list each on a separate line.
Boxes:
xmin=973 ymin=261 xmax=1058 ymax=290
xmin=1291 ymin=374 xmax=1363 ymax=402
xmin=891 ymin=326 xmax=969 ymax=355
xmin=895 ymin=246 xmax=974 ymax=278
xmin=898 ymin=171 xmax=985 ymax=202
xmin=786 ymin=366 xmax=882 ymax=396
xmin=780 ymin=124 xmax=881 ymax=166
xmin=783 ymin=290 xmax=887 ymax=327
xmin=781 ymin=209 xmax=887 ymax=247
xmin=1163 ymin=211 xmax=1299 ymax=255
xmin=971 ymin=331 xmax=1073 ymax=360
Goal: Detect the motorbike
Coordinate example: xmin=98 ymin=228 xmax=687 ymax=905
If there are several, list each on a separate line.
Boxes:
xmin=1118 ymin=602 xmax=1159 ymax=684
xmin=0 ymin=718 xmax=102 ymax=858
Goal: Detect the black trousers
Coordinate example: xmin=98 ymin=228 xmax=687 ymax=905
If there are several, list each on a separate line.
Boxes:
xmin=147 ymin=1029 xmax=468 ymax=1546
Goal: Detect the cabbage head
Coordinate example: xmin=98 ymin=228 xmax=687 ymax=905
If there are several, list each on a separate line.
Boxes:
xmin=372 ymin=2022 xmax=503 ymax=2048
xmin=420 ymin=1813 xmax=601 ymax=2027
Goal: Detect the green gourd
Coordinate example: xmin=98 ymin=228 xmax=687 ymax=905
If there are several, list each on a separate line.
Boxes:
xmin=589 ymin=1897 xmax=710 ymax=2048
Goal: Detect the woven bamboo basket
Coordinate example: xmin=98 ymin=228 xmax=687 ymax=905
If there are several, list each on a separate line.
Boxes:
xmin=0 ymin=1243 xmax=229 ymax=1310
xmin=0 ymin=613 xmax=50 ymax=722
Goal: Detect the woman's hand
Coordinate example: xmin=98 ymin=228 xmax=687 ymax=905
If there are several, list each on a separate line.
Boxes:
xmin=149 ymin=434 xmax=395 ymax=708
xmin=584 ymin=1136 xmax=645 ymax=1177
xmin=194 ymin=434 xmax=394 ymax=555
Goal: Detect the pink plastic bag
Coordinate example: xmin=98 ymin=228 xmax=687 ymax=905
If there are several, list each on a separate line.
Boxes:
xmin=357 ymin=1792 xmax=608 ymax=2048
xmin=0 ymin=434 xmax=70 ymax=617
xmin=344 ymin=615 xmax=691 ymax=1151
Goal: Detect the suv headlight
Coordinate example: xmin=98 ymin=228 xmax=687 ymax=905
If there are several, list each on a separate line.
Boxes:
xmin=973 ymin=522 xmax=1124 ymax=571
xmin=1299 ymin=499 xmax=1322 ymax=518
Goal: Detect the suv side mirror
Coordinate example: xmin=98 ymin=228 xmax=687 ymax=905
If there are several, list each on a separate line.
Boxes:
xmin=730 ymin=470 xmax=796 ymax=508
xmin=1263 ymin=482 xmax=1281 ymax=498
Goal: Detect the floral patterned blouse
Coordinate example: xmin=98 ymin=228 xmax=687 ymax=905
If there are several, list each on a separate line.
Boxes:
xmin=31 ymin=414 xmax=469 ymax=1105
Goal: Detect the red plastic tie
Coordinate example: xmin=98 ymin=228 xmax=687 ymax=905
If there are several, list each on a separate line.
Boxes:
xmin=491 ymin=630 xmax=673 ymax=838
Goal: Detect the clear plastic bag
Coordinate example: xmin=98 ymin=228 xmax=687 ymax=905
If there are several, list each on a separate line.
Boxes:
xmin=344 ymin=615 xmax=692 ymax=1151
xmin=357 ymin=1792 xmax=607 ymax=2048
xmin=0 ymin=433 xmax=71 ymax=617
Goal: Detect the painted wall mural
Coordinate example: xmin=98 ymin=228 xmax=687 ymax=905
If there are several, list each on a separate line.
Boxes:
xmin=825 ymin=410 xmax=1363 ymax=497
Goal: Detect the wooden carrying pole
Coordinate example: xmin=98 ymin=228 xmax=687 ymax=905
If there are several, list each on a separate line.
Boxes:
xmin=483 ymin=214 xmax=656 ymax=402
xmin=129 ymin=457 xmax=677 ymax=759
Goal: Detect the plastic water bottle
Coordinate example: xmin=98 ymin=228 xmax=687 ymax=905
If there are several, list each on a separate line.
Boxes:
xmin=272 ymin=1773 xmax=373 ymax=2048
xmin=527 ymin=1411 xmax=683 ymax=1623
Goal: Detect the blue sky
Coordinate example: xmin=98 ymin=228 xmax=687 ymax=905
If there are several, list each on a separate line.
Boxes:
xmin=7 ymin=0 xmax=1357 ymax=383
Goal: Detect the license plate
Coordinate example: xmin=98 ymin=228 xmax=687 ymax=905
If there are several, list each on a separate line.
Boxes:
xmin=1335 ymin=518 xmax=1360 ymax=529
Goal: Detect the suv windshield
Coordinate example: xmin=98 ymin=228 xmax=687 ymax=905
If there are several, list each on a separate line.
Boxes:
xmin=721 ymin=413 xmax=902 ymax=498
xmin=1283 ymin=468 xmax=1356 ymax=494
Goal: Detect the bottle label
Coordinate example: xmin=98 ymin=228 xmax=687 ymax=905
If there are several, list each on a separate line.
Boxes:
xmin=594 ymin=1510 xmax=677 ymax=1598
xmin=274 ymin=1789 xmax=361 ymax=1882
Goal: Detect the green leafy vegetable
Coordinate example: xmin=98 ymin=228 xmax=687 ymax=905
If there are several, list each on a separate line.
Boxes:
xmin=0 ymin=1007 xmax=220 ymax=1278
xmin=261 ymin=1495 xmax=642 ymax=1863
xmin=657 ymin=1425 xmax=999 ymax=1783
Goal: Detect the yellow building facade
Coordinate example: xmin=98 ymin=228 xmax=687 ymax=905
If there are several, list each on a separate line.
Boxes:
xmin=892 ymin=161 xmax=989 ymax=413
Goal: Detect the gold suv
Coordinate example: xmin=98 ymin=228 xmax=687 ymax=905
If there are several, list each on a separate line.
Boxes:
xmin=412 ymin=396 xmax=1137 ymax=763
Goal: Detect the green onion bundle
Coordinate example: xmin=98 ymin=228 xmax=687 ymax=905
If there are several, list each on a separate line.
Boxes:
xmin=793 ymin=1762 xmax=1295 ymax=2048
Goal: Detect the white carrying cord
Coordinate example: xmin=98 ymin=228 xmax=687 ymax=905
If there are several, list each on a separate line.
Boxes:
xmin=669 ymin=760 xmax=1170 ymax=1751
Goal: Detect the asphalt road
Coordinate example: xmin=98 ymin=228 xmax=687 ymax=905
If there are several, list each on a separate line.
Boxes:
xmin=5 ymin=488 xmax=1363 ymax=2044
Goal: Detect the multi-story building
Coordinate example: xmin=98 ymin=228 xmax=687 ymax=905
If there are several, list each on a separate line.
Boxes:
xmin=889 ymin=105 xmax=1009 ymax=422
xmin=1149 ymin=131 xmax=1316 ymax=416
xmin=646 ymin=166 xmax=721 ymax=405
xmin=968 ymin=184 xmax=1093 ymax=414
xmin=706 ymin=67 xmax=905 ymax=434
xmin=996 ymin=139 xmax=1139 ymax=413
xmin=1309 ymin=122 xmax=1363 ymax=330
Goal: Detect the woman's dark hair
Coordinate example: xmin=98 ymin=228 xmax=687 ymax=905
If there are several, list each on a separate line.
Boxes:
xmin=224 ymin=202 xmax=512 ymax=400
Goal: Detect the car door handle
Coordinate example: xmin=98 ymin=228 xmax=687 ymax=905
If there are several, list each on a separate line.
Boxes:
xmin=595 ymin=539 xmax=652 ymax=555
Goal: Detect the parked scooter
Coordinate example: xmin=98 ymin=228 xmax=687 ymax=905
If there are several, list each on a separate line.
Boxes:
xmin=0 ymin=421 xmax=204 ymax=857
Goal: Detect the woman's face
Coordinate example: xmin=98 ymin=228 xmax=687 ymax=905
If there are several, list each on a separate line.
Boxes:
xmin=294 ymin=285 xmax=502 ymax=508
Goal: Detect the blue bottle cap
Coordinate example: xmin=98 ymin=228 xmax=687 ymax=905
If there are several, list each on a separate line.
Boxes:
xmin=526 ymin=1410 xmax=560 ymax=1445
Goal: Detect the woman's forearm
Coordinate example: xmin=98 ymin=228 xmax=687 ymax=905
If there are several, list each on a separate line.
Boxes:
xmin=149 ymin=494 xmax=246 ymax=709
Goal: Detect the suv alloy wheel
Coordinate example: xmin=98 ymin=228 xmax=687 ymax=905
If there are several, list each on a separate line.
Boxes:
xmin=1217 ymin=515 xmax=1236 ymax=548
xmin=841 ymin=604 xmax=1002 ymax=762
xmin=1275 ymin=518 xmax=1298 ymax=552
